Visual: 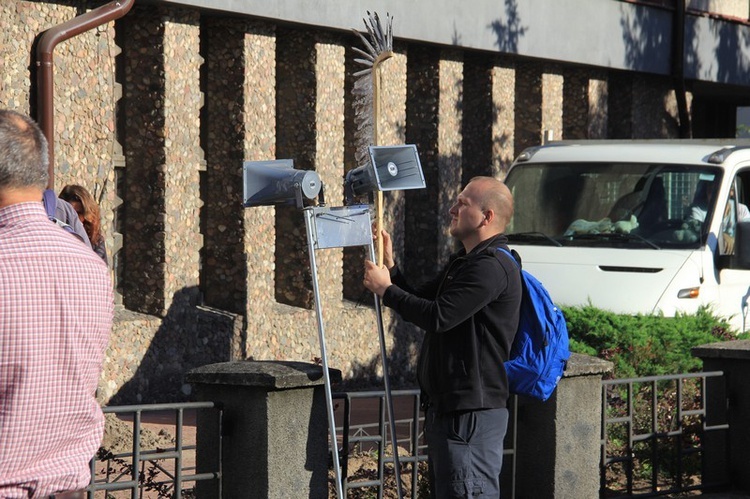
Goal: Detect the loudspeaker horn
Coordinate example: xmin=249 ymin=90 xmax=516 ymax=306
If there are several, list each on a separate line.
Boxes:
xmin=344 ymin=144 xmax=425 ymax=201
xmin=243 ymin=160 xmax=322 ymax=208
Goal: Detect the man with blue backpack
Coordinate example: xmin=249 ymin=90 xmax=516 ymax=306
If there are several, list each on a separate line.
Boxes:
xmin=363 ymin=176 xmax=523 ymax=498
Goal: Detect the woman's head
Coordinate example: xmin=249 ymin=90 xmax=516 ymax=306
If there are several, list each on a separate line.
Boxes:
xmin=59 ymin=184 xmax=102 ymax=245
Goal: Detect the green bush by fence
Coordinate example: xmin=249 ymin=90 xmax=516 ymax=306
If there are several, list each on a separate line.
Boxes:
xmin=563 ymin=305 xmax=750 ymax=378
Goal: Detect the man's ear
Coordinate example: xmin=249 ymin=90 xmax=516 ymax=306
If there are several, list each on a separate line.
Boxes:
xmin=484 ymin=209 xmax=496 ymax=226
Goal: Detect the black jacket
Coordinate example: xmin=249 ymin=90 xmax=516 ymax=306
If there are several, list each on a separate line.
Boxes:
xmin=382 ymin=234 xmax=522 ymax=413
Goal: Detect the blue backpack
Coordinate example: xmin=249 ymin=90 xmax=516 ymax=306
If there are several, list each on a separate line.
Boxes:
xmin=497 ymin=247 xmax=571 ymax=401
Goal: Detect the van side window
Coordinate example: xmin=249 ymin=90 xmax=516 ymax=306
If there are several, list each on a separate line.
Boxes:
xmin=720 ymin=173 xmax=750 ymax=256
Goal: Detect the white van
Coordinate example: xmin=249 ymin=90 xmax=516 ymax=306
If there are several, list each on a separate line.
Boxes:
xmin=504 ymin=141 xmax=750 ymax=333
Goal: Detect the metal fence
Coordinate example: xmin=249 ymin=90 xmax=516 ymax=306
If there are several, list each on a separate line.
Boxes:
xmin=91 ymin=371 xmax=729 ymax=498
xmin=333 ymin=389 xmax=519 ymax=498
xmin=333 ymin=389 xmax=426 ymax=498
xmin=87 ymin=401 xmax=222 ymax=498
xmin=600 ymin=371 xmax=730 ymax=498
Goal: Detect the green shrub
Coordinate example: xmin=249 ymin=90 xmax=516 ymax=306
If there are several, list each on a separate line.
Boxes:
xmin=562 ymin=305 xmax=749 ymax=378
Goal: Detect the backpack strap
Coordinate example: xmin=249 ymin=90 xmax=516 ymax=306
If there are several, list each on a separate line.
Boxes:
xmin=496 ymin=246 xmax=522 ymax=269
xmin=42 ymin=189 xmax=78 ymax=235
xmin=42 ymin=188 xmax=57 ymax=220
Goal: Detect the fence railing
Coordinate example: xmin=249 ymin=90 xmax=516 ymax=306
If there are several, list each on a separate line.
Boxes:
xmin=88 ymin=401 xmax=222 ymax=498
xmin=333 ymin=389 xmax=425 ymax=498
xmin=600 ymin=371 xmax=730 ymax=498
xmin=333 ymin=389 xmax=519 ymax=498
xmin=93 ymin=370 xmax=730 ymax=498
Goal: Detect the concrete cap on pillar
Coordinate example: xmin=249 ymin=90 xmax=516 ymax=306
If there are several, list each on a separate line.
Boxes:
xmin=562 ymin=352 xmax=613 ymax=378
xmin=186 ymin=360 xmax=342 ymax=390
xmin=692 ymin=340 xmax=750 ymax=360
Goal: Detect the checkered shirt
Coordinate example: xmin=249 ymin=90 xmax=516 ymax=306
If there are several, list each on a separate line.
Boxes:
xmin=0 ymin=202 xmax=114 ymax=499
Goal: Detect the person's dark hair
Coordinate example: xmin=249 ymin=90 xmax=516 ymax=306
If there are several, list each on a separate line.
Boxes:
xmin=59 ymin=184 xmax=103 ymax=246
xmin=0 ymin=109 xmax=49 ymax=190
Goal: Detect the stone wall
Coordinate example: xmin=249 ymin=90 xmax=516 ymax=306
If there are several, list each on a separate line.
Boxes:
xmin=1 ymin=0 xmax=691 ymax=403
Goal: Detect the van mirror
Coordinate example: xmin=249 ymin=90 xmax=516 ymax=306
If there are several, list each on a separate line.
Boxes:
xmin=732 ymin=222 xmax=750 ymax=269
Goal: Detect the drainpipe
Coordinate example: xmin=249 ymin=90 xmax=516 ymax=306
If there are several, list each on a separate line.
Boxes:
xmin=35 ymin=0 xmax=135 ymax=189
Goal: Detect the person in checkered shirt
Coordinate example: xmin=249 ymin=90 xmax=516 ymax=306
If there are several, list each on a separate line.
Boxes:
xmin=0 ymin=109 xmax=114 ymax=499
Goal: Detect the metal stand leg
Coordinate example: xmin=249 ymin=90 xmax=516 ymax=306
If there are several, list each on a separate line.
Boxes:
xmin=303 ymin=206 xmax=403 ymax=499
xmin=369 ymin=241 xmax=405 ymax=499
xmin=305 ymin=214 xmax=345 ymax=499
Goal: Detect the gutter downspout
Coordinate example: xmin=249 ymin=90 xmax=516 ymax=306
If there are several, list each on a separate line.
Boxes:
xmin=35 ymin=0 xmax=135 ymax=189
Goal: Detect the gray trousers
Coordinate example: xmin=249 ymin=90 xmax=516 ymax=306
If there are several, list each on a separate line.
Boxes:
xmin=425 ymin=407 xmax=509 ymax=498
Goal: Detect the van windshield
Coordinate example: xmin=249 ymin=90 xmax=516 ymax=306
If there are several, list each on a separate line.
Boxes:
xmin=504 ymin=162 xmax=723 ymax=249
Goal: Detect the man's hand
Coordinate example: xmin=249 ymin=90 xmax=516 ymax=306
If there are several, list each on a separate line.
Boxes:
xmin=363 ymin=259 xmax=392 ymax=297
xmin=373 ymin=227 xmax=395 ymax=270
xmin=723 ymin=233 xmax=735 ymax=254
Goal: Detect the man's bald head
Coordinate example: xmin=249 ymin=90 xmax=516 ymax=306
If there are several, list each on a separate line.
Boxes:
xmin=467 ymin=176 xmax=514 ymax=231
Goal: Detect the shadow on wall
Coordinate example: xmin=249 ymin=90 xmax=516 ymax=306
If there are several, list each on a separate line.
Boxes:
xmin=713 ymin=16 xmax=750 ymax=85
xmin=489 ymin=0 xmax=527 ymax=53
xmin=110 ymin=286 xmax=244 ymax=405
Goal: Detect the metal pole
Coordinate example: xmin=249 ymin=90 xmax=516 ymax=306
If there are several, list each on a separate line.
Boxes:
xmin=368 ymin=240 xmax=404 ymax=499
xmin=304 ymin=208 xmax=345 ymax=499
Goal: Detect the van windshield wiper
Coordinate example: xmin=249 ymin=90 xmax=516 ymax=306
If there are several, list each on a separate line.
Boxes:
xmin=567 ymin=232 xmax=660 ymax=250
xmin=506 ymin=232 xmax=563 ymax=247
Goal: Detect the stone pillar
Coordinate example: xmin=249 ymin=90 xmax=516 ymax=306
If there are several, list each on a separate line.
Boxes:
xmin=607 ymin=71 xmax=633 ymax=139
xmin=692 ymin=340 xmax=750 ymax=493
xmin=587 ymin=74 xmax=608 ymax=140
xmin=437 ymin=50 xmax=463 ymax=269
xmin=119 ymin=5 xmax=168 ymax=315
xmin=342 ymin=43 xmax=407 ymax=304
xmin=563 ymin=67 xmax=589 ymax=140
xmin=515 ymin=353 xmax=613 ymax=499
xmin=514 ymin=60 xmax=542 ymax=156
xmin=187 ymin=360 xmax=342 ymax=499
xmin=162 ymin=9 xmax=203 ymax=309
xmin=312 ymin=34 xmax=346 ymax=308
xmin=491 ymin=60 xmax=515 ymax=176
xmin=462 ymin=51 xmax=492 ymax=181
xmin=632 ymin=74 xmax=680 ymax=139
xmin=202 ymin=17 xmax=269 ymax=315
xmin=542 ymin=68 xmax=563 ymax=142
xmin=405 ymin=44 xmax=441 ymax=282
xmin=275 ymin=27 xmax=317 ymax=310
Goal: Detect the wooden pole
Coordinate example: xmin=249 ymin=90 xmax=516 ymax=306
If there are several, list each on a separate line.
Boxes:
xmin=372 ymin=51 xmax=392 ymax=267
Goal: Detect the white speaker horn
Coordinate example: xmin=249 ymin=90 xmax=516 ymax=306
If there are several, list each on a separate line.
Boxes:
xmin=243 ymin=160 xmax=322 ymax=208
xmin=344 ymin=144 xmax=425 ymax=201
